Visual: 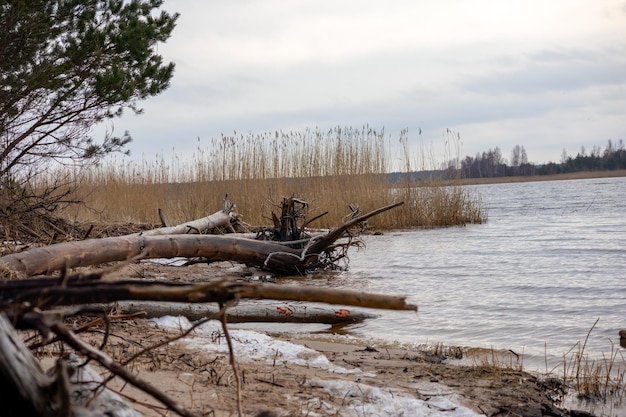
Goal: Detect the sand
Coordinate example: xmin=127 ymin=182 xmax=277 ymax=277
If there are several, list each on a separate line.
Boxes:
xmin=30 ymin=260 xmax=597 ymax=417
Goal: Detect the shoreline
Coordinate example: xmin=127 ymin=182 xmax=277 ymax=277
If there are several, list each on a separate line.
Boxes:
xmin=39 ymin=317 xmax=599 ymax=417
xmin=33 ymin=260 xmax=615 ymax=417
xmin=450 ymin=169 xmax=626 ymax=186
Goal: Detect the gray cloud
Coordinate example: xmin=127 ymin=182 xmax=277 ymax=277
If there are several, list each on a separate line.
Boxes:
xmin=462 ymin=47 xmax=626 ymax=95
xmin=110 ymin=1 xmax=626 ymax=167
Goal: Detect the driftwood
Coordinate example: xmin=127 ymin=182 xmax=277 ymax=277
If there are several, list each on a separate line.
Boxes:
xmin=0 ymin=234 xmax=302 ymax=277
xmin=0 ymin=200 xmax=412 ymax=417
xmin=0 ymin=201 xmax=404 ymax=277
xmin=0 ymin=276 xmax=417 ymax=319
xmin=0 ymin=309 xmax=200 ymax=417
xmin=143 ymin=197 xmax=236 ymax=236
xmin=88 ymin=301 xmax=378 ymax=324
xmin=0 ymin=313 xmax=57 ymax=417
xmin=0 ymin=274 xmax=416 ymax=417
xmin=141 ymin=209 xmax=233 ymax=235
xmin=0 ymin=313 xmax=142 ymax=417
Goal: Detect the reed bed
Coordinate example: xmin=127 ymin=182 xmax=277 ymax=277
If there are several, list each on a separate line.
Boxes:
xmin=47 ymin=126 xmax=485 ymax=229
xmin=556 ymin=319 xmax=626 ymax=407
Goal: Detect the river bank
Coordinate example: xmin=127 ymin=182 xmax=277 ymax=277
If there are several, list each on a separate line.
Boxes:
xmin=451 ymin=169 xmax=626 ymax=185
xmin=32 ymin=260 xmax=603 ymax=417
xmin=49 ymin=317 xmax=575 ymax=417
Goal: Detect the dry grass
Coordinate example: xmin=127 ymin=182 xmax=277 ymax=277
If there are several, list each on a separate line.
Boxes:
xmin=557 ymin=319 xmax=626 ymax=404
xmin=41 ymin=126 xmax=485 ymax=230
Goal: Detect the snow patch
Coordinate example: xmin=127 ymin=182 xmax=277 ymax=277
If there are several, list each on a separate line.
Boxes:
xmin=151 ymin=316 xmax=363 ymax=374
xmin=309 ymin=379 xmax=482 ymax=417
xmin=151 ymin=316 xmax=484 ymax=417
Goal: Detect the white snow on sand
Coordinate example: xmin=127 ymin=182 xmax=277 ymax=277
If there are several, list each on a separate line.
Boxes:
xmin=152 ymin=316 xmax=484 ymax=417
xmin=152 ymin=315 xmax=361 ymax=373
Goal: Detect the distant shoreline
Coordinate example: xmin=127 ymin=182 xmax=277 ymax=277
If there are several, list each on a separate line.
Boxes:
xmin=452 ymin=169 xmax=626 ymax=186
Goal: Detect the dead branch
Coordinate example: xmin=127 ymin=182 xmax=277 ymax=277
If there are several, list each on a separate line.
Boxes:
xmin=308 ymin=201 xmax=403 ymax=255
xmin=140 ymin=209 xmax=233 ymax=236
xmin=81 ymin=300 xmax=378 ymax=324
xmin=0 ymin=201 xmax=404 ymax=277
xmin=1 ymin=277 xmax=417 ymax=321
xmin=49 ymin=316 xmax=203 ymax=417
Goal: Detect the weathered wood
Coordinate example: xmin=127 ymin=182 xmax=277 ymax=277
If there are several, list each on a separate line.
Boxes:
xmin=0 ymin=277 xmax=418 ymax=315
xmin=88 ymin=300 xmax=378 ymax=324
xmin=0 ymin=202 xmax=404 ymax=277
xmin=0 ymin=313 xmax=56 ymax=417
xmin=158 ymin=208 xmax=171 ymax=227
xmin=140 ymin=209 xmax=233 ymax=236
xmin=308 ymin=201 xmax=404 ymax=255
xmin=0 ymin=313 xmax=143 ymax=417
xmin=0 ymin=234 xmax=302 ymax=277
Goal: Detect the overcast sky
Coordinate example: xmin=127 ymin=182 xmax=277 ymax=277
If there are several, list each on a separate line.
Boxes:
xmin=107 ymin=0 xmax=626 ymax=168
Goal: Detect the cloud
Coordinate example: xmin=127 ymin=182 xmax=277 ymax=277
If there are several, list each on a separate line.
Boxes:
xmin=462 ymin=46 xmax=626 ymax=95
xmin=109 ymin=1 xmax=626 ymax=166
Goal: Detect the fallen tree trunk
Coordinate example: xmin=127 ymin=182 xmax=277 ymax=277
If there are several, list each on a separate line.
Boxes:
xmin=0 ymin=202 xmax=404 ymax=277
xmin=0 ymin=277 xmax=417 ymax=316
xmin=143 ymin=197 xmax=237 ymax=236
xmin=140 ymin=209 xmax=233 ymax=236
xmin=0 ymin=234 xmax=302 ymax=277
xmin=84 ymin=300 xmax=378 ymax=324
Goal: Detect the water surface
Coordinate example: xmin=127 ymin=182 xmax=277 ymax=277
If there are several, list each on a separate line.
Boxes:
xmin=300 ymin=177 xmax=626 ymax=370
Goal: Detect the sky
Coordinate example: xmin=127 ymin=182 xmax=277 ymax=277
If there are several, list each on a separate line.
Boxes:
xmin=105 ymin=0 xmax=626 ymax=169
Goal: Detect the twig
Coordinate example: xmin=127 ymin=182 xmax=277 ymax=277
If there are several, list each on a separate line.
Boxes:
xmin=255 ymin=377 xmax=284 ymax=388
xmin=220 ymin=303 xmax=243 ymax=417
xmin=50 ymin=320 xmax=202 ymax=417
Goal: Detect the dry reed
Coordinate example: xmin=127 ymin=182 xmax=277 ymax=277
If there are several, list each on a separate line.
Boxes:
xmin=557 ymin=319 xmax=626 ymax=404
xmin=42 ymin=126 xmax=485 ymax=229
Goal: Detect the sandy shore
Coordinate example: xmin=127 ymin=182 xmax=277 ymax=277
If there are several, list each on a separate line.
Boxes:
xmin=29 ymin=260 xmax=599 ymax=417
xmin=38 ymin=317 xmax=578 ymax=417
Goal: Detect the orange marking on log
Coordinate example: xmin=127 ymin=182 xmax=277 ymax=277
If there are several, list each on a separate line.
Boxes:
xmin=334 ymin=309 xmax=350 ymax=317
xmin=276 ymin=306 xmax=294 ymax=316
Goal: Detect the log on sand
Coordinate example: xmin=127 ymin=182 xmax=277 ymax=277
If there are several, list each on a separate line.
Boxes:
xmin=0 ymin=234 xmax=303 ymax=277
xmin=0 ymin=278 xmax=416 ymax=417
xmin=141 ymin=209 xmax=234 ymax=236
xmin=144 ymin=197 xmax=236 ymax=235
xmin=0 ymin=202 xmax=404 ymax=277
xmin=89 ymin=300 xmax=378 ymax=324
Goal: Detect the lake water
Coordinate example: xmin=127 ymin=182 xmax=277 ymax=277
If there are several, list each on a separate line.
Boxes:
xmin=290 ymin=176 xmax=626 ymax=371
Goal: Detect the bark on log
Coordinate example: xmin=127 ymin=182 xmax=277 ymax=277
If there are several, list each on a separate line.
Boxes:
xmin=0 ymin=313 xmax=56 ymax=417
xmin=87 ymin=300 xmax=377 ymax=324
xmin=0 ymin=234 xmax=303 ymax=277
xmin=140 ymin=209 xmax=233 ymax=236
xmin=0 ymin=277 xmax=417 ymax=316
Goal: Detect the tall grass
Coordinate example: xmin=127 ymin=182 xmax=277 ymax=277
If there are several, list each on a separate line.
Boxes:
xmin=47 ymin=126 xmax=485 ymax=229
xmin=556 ymin=319 xmax=626 ymax=405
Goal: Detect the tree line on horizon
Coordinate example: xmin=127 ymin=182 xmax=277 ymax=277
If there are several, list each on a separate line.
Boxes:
xmin=457 ymin=139 xmax=626 ymax=179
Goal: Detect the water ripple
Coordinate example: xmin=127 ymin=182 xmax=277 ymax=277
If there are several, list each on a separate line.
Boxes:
xmin=321 ymin=177 xmax=626 ymax=366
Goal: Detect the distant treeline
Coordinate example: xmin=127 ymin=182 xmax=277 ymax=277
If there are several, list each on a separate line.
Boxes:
xmin=388 ymin=139 xmax=625 ymax=183
xmin=459 ymin=139 xmax=625 ymax=179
